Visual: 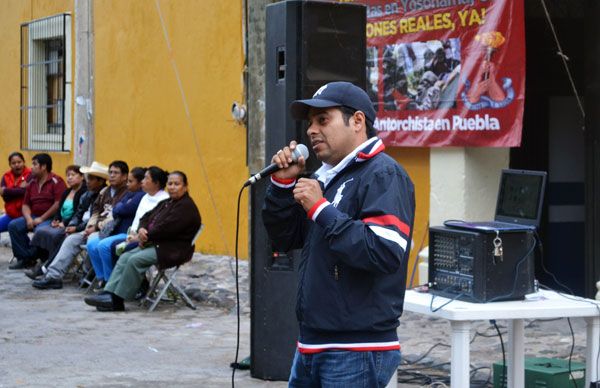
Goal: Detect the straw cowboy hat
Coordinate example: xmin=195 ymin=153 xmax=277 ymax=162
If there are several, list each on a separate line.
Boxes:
xmin=80 ymin=161 xmax=109 ymax=179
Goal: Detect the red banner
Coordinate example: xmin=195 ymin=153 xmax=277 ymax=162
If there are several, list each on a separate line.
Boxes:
xmin=356 ymin=0 xmax=525 ymax=147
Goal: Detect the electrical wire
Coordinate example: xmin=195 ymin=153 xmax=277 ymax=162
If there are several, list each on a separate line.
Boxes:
xmin=230 ymin=185 xmax=245 ymax=388
xmin=408 ymin=221 xmax=429 ymax=288
xmin=154 ymin=0 xmax=232 ymax=258
xmin=540 ymin=285 xmax=600 ymax=384
xmin=492 ymin=320 xmax=506 ymax=388
xmin=470 ymin=365 xmax=492 ymax=387
xmin=566 ymin=317 xmax=579 ymax=388
xmin=539 ymin=0 xmax=585 ymax=124
xmin=403 ymin=342 xmax=450 ymax=365
xmin=429 ymin=288 xmax=465 ymax=312
xmin=534 ymin=231 xmax=574 ymax=295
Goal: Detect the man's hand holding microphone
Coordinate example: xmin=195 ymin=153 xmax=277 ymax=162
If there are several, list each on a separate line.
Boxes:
xmin=271 ymin=141 xmax=323 ymax=213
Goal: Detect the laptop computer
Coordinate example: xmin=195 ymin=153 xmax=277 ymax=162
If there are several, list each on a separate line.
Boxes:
xmin=444 ymin=169 xmax=547 ymax=232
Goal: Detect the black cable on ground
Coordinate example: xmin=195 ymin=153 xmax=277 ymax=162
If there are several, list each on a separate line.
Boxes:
xmin=566 ymin=317 xmax=579 ymax=388
xmin=538 ymin=284 xmax=600 ymax=385
xmin=402 ymin=342 xmax=450 ymax=365
xmin=470 ymin=365 xmax=492 ymax=387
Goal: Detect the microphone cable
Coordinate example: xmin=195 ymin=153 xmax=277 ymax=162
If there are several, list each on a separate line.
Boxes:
xmin=230 ymin=185 xmax=246 ymax=388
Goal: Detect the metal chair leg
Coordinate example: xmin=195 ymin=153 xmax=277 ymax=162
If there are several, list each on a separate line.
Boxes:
xmin=149 ymin=272 xmax=170 ymax=312
xmin=169 ymin=280 xmax=197 ymax=310
xmin=143 ymin=267 xmax=196 ymax=311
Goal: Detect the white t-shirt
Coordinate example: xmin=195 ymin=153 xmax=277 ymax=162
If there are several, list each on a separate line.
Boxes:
xmin=129 ymin=190 xmax=169 ymax=233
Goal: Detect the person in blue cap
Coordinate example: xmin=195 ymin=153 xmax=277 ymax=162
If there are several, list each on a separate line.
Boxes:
xmin=262 ymin=81 xmax=416 ymax=387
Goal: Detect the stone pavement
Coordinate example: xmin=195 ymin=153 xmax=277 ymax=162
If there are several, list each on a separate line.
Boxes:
xmin=0 ymin=243 xmax=591 ymax=387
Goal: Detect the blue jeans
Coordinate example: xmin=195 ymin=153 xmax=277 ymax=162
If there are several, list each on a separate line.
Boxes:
xmin=87 ymin=233 xmax=127 ymax=281
xmin=8 ymin=217 xmax=52 ymax=261
xmin=288 ymin=349 xmax=400 ymax=388
xmin=0 ymin=214 xmax=14 ymax=233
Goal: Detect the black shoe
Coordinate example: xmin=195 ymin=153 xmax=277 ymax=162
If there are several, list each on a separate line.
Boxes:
xmin=96 ymin=303 xmax=125 ymax=312
xmin=32 ymin=277 xmax=63 ymax=290
xmin=25 ymin=261 xmax=44 ymax=280
xmin=84 ymin=293 xmax=113 ymax=308
xmin=90 ymin=294 xmax=125 ymax=312
xmin=9 ymin=259 xmax=27 ymax=270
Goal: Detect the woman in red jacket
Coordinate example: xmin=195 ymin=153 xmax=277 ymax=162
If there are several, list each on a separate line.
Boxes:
xmin=0 ymin=152 xmax=31 ymax=233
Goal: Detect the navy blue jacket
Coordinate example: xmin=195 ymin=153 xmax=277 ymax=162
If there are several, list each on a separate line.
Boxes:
xmin=112 ymin=189 xmax=145 ymax=235
xmin=263 ymin=138 xmax=415 ymax=352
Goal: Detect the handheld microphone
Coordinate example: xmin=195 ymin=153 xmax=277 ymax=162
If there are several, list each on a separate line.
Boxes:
xmin=244 ymin=144 xmax=309 ymax=187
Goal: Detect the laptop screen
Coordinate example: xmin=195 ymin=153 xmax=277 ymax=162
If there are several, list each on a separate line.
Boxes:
xmin=495 ymin=169 xmax=547 ymax=227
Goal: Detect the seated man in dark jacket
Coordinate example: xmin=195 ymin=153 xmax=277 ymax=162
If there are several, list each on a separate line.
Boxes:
xmin=32 ymin=164 xmax=107 ymax=289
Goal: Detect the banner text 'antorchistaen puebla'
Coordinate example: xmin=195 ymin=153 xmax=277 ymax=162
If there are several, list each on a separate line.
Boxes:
xmin=355 ymin=0 xmax=525 ymax=147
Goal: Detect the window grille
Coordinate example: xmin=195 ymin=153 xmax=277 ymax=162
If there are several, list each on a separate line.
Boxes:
xmin=20 ymin=14 xmax=72 ymax=151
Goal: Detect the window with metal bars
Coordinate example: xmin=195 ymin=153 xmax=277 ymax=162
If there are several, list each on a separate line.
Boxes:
xmin=20 ymin=14 xmax=72 ymax=151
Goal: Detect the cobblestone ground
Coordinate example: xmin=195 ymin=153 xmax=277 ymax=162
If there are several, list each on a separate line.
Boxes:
xmin=0 ymin=244 xmax=590 ymax=387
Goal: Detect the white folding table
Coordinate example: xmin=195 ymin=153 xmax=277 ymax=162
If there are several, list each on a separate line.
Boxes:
xmin=403 ymin=289 xmax=600 ymax=387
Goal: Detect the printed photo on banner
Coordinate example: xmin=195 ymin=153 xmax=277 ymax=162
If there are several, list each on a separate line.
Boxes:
xmin=378 ymin=38 xmax=461 ymax=112
xmin=356 ymin=0 xmax=525 ymax=147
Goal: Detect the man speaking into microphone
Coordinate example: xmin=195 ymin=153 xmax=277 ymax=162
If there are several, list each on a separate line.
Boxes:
xmin=262 ymin=81 xmax=415 ymax=387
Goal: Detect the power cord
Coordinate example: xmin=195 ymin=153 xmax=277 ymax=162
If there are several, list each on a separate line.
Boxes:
xmin=539 ymin=283 xmax=600 ymax=386
xmin=429 ymin=286 xmax=465 ymax=312
xmin=566 ymin=317 xmax=579 ymax=388
xmin=402 ymin=342 xmax=450 ymax=365
xmin=398 ymin=340 xmax=491 ymax=386
xmin=534 ymin=230 xmax=574 ymax=295
xmin=491 ymin=319 xmax=506 ymax=387
xmin=408 ymin=221 xmax=429 ymax=288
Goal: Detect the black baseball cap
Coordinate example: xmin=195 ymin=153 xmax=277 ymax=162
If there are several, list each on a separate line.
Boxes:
xmin=290 ymin=81 xmax=376 ymax=124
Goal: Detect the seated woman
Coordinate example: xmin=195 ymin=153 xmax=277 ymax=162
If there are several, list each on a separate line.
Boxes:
xmin=27 ymin=165 xmax=86 ymax=278
xmin=86 ymin=167 xmax=146 ymax=286
xmin=102 ymin=166 xmax=170 ymax=274
xmin=84 ymin=171 xmax=201 ymax=311
xmin=0 ymin=152 xmax=31 ymax=233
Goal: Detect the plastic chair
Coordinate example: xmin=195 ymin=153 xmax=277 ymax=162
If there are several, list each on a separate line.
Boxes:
xmin=141 ymin=225 xmax=203 ymax=312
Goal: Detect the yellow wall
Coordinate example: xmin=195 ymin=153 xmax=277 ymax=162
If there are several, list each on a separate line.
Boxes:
xmin=93 ymin=0 xmax=247 ymax=256
xmin=387 ymin=147 xmax=430 ymax=286
xmin=0 ymin=0 xmax=74 ymax=180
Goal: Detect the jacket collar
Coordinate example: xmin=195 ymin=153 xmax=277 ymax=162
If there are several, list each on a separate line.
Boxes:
xmin=315 ymin=137 xmax=385 ymax=188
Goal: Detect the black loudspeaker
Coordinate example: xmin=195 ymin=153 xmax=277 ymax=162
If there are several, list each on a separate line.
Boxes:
xmin=250 ymin=0 xmax=366 ymax=381
xmin=264 ymin=0 xmax=366 ymax=175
